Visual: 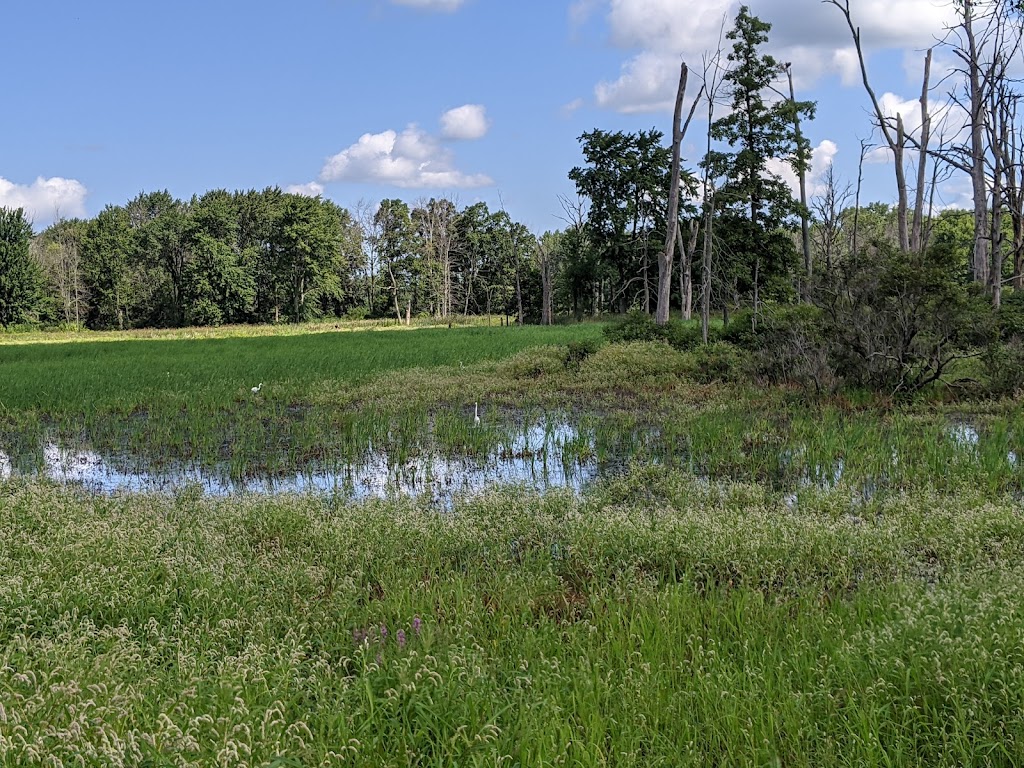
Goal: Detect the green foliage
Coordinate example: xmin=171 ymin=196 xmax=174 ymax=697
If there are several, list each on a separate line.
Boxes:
xmin=816 ymin=243 xmax=996 ymax=395
xmin=997 ymin=290 xmax=1024 ymax=341
xmin=563 ymin=338 xmax=601 ymax=367
xmin=602 ymin=309 xmax=667 ymax=343
xmin=684 ymin=340 xmax=746 ymax=383
xmin=0 ymin=207 xmax=42 ymax=327
xmin=569 ymin=129 xmax=674 ymax=312
xmin=663 ymin=318 xmax=721 ymax=350
xmin=982 ymin=338 xmax=1024 ymax=397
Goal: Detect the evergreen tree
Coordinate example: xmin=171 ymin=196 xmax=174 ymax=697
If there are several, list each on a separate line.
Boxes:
xmin=707 ymin=5 xmax=815 ymax=311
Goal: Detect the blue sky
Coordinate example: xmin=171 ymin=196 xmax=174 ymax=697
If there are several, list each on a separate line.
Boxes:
xmin=4 ymin=0 xmax=967 ymax=232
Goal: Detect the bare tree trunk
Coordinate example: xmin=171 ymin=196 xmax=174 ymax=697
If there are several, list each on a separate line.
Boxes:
xmin=853 ymin=138 xmax=868 ymax=257
xmin=784 ymin=63 xmax=813 ymax=298
xmin=678 ymin=223 xmax=697 ymax=320
xmin=701 ymin=198 xmax=713 ymax=344
xmin=895 ymin=113 xmax=909 ymax=252
xmin=911 ymin=49 xmax=932 ymax=253
xmin=657 ymin=62 xmax=690 ymax=325
xmin=828 ymin=0 xmax=917 ymax=254
xmin=965 ymin=0 xmax=991 ymax=287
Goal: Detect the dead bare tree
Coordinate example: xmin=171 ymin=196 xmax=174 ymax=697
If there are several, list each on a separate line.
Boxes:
xmin=656 ymin=62 xmax=703 ymax=325
xmin=826 ymin=0 xmax=934 ymax=254
xmin=998 ymin=91 xmax=1024 ymax=289
xmin=811 ymin=164 xmax=852 ymax=274
xmin=852 ymin=137 xmax=870 ymax=258
xmin=698 ymin=21 xmax=731 ymax=344
xmin=780 ymin=62 xmax=814 ymax=296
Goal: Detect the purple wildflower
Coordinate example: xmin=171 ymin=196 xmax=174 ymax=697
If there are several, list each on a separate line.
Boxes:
xmin=397 ymin=629 xmax=406 ymax=649
xmin=353 ymin=628 xmax=366 ymax=645
xmin=380 ymin=624 xmax=388 ymax=641
xmin=412 ymin=616 xmax=422 ymax=635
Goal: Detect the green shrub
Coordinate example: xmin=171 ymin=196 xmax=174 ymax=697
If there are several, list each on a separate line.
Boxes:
xmin=997 ymin=290 xmax=1024 ymax=341
xmin=602 ymin=309 xmax=667 ymax=344
xmin=982 ymin=338 xmax=1024 ymax=397
xmin=664 ymin=319 xmax=721 ymax=351
xmin=564 ymin=338 xmax=601 ymax=368
xmin=685 ymin=341 xmax=746 ymax=384
xmin=722 ymin=309 xmax=758 ymax=349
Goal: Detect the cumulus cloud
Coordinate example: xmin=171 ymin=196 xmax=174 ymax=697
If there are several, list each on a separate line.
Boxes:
xmin=587 ymin=0 xmax=961 ymax=114
xmin=319 ymin=125 xmax=493 ymax=189
xmin=389 ymin=0 xmax=466 ymax=10
xmin=596 ymin=50 xmax=682 ymax=113
xmin=767 ymin=139 xmax=840 ymax=198
xmin=285 ymin=182 xmax=325 ymax=197
xmin=440 ymin=104 xmax=490 ymax=140
xmin=0 ymin=176 xmax=88 ymax=226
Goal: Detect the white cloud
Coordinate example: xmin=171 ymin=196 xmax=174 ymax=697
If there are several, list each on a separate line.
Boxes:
xmin=587 ymin=0 xmax=961 ymax=114
xmin=440 ymin=104 xmax=490 ymax=140
xmin=595 ymin=50 xmax=682 ymax=113
xmin=319 ymin=125 xmax=493 ymax=189
xmin=0 ymin=176 xmax=88 ymax=226
xmin=768 ymin=139 xmax=840 ymax=198
xmin=285 ymin=182 xmax=325 ymax=197
xmin=389 ymin=0 xmax=466 ymax=10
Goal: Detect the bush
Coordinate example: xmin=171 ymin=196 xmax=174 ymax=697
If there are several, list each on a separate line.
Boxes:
xmin=664 ymin=319 xmax=721 ymax=351
xmin=997 ymin=290 xmax=1024 ymax=341
xmin=982 ymin=338 xmax=1024 ymax=397
xmin=684 ymin=341 xmax=745 ymax=384
xmin=602 ymin=310 xmax=667 ymax=344
xmin=496 ymin=346 xmax=567 ymax=380
xmin=814 ymin=244 xmax=997 ymax=395
xmin=564 ymin=338 xmax=601 ymax=368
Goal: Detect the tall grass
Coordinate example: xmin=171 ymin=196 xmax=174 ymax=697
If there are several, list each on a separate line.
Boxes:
xmin=0 ymin=471 xmax=1022 ymax=765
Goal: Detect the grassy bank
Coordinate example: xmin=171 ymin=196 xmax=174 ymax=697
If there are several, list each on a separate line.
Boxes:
xmin=1 ymin=471 xmax=1022 ymax=766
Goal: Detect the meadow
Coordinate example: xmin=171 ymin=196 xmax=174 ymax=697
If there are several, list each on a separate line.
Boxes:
xmin=1 ymin=320 xmax=1023 ymax=765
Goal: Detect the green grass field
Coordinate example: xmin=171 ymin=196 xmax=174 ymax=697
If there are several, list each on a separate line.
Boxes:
xmin=1 ymin=472 xmax=1022 ymax=765
xmin=1 ymin=321 xmax=1024 ymax=765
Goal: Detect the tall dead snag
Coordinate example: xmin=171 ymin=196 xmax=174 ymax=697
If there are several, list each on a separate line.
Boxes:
xmin=677 ymin=220 xmax=699 ymax=319
xmin=782 ymin=62 xmax=813 ymax=297
xmin=911 ymin=49 xmax=933 ymax=254
xmin=700 ymin=37 xmax=729 ymax=344
xmin=657 ymin=62 xmax=701 ymax=325
xmin=535 ymin=235 xmax=556 ymax=325
xmin=999 ymin=93 xmax=1024 ymax=290
xmin=827 ymin=0 xmax=933 ymax=254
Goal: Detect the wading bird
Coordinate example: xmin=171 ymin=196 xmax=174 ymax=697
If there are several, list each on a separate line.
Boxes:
xmin=474 ymin=402 xmax=480 ymax=426
xmin=251 ymin=383 xmax=263 ymax=394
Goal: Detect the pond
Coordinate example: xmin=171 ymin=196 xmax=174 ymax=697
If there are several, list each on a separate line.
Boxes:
xmin=0 ymin=414 xmax=1019 ymax=503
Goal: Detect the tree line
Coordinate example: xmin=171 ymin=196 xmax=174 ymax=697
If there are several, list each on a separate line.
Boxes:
xmin=0 ymin=189 xmax=558 ymax=330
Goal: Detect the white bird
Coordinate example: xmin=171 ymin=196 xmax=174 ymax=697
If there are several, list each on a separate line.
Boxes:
xmin=474 ymin=402 xmax=481 ymax=427
xmin=251 ymin=382 xmax=263 ymax=394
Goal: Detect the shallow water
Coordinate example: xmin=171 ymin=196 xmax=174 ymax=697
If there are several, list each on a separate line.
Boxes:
xmin=0 ymin=421 xmax=610 ymax=504
xmin=1 ymin=415 xmax=1019 ymax=502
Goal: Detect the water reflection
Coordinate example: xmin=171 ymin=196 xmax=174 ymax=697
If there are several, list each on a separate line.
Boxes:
xmin=6 ymin=421 xmax=604 ymax=504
